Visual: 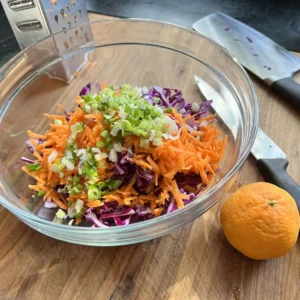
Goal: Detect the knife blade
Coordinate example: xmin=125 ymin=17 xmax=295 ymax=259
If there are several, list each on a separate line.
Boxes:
xmin=193 ymin=13 xmax=300 ymax=109
xmin=194 ymin=75 xmax=300 ymax=210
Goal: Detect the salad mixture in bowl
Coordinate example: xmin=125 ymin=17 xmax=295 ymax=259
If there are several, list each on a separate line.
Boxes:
xmin=21 ymin=83 xmax=227 ymax=227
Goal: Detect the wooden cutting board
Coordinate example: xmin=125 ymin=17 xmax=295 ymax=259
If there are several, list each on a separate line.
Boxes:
xmin=0 ymin=13 xmax=299 ymax=300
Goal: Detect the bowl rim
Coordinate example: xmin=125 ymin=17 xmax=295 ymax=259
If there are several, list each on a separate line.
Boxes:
xmin=0 ymin=18 xmax=259 ymax=233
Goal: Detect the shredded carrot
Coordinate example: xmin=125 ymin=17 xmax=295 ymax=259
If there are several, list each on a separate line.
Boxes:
xmin=27 ymin=131 xmax=46 ymax=140
xmin=33 ymin=151 xmax=43 ymax=162
xmin=28 ymin=185 xmax=47 ymax=192
xmin=84 ymin=114 xmax=103 ymax=121
xmin=87 ymin=200 xmax=102 ymax=208
xmin=153 ymin=208 xmax=163 ymax=217
xmin=127 ymin=157 xmax=152 ymax=170
xmin=146 ymin=155 xmax=160 ymax=173
xmin=184 ymin=185 xmax=197 ymax=194
xmin=158 ymin=189 xmax=169 ymax=204
xmin=125 ymin=174 xmax=137 ymax=192
xmin=75 ymin=217 xmax=82 ymax=225
xmin=103 ymin=194 xmax=123 ymax=202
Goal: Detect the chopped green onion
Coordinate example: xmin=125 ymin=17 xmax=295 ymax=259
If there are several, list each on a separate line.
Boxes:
xmin=71 ymin=122 xmax=85 ymax=139
xmin=94 ymin=153 xmax=108 ymax=161
xmin=82 ymin=163 xmax=99 ymax=179
xmin=108 ymin=117 xmax=117 ymax=123
xmin=153 ymin=137 xmax=162 ymax=146
xmin=87 ymin=185 xmax=102 ymax=200
xmin=56 ymin=209 xmax=66 ymax=219
xmin=127 ymin=115 xmax=139 ymax=125
xmin=75 ymin=199 xmax=84 ymax=212
xmin=140 ymin=138 xmax=150 ymax=148
xmin=37 ymin=190 xmax=45 ymax=197
xmin=27 ymin=163 xmax=42 ymax=172
xmin=80 ymin=84 xmax=172 ymax=141
xmin=109 ymin=148 xmax=117 ymax=162
xmin=100 ymin=130 xmax=109 ymax=138
xmin=74 ymin=211 xmax=83 ymax=218
xmin=70 ymin=184 xmax=83 ymax=195
xmin=53 ymin=216 xmax=63 ymax=224
xmin=83 ymin=94 xmax=94 ymax=103
xmin=108 ymin=179 xmax=122 ymax=190
xmin=97 ymin=178 xmax=122 ymax=191
xmin=51 ymin=159 xmax=65 ymax=173
xmin=192 ymin=103 xmax=200 ymax=111
xmin=62 ymin=157 xmax=75 ymax=170
xmin=54 ymin=119 xmax=63 ymax=125
xmin=96 ymin=140 xmax=105 ymax=148
xmin=73 ymin=175 xmax=81 ymax=185
xmin=104 ymin=109 xmax=116 ymax=119
xmin=82 ymin=103 xmax=91 ymax=113
xmin=105 ymin=136 xmax=112 ymax=143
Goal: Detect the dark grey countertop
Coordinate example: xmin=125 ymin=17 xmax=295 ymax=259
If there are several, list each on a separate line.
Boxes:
xmin=86 ymin=0 xmax=300 ymax=52
xmin=1 ymin=0 xmax=300 ymax=68
xmin=0 ymin=3 xmax=20 ymax=67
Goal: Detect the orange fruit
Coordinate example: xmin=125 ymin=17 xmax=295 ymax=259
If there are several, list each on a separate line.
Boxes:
xmin=220 ymin=182 xmax=299 ymax=260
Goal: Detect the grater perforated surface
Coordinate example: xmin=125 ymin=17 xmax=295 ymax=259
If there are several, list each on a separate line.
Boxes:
xmin=1 ymin=0 xmax=94 ymax=82
xmin=43 ymin=0 xmax=89 ymax=33
xmin=42 ymin=0 xmax=93 ymax=53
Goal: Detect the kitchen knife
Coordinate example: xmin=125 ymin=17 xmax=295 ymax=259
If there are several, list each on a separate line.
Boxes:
xmin=193 ymin=13 xmax=300 ymax=109
xmin=194 ymin=75 xmax=300 ymax=210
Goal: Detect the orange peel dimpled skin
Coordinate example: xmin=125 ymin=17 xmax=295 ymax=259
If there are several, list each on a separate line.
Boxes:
xmin=220 ymin=182 xmax=299 ymax=260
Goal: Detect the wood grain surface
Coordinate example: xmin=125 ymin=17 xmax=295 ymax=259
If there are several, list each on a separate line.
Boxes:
xmin=0 ymin=14 xmax=300 ymax=300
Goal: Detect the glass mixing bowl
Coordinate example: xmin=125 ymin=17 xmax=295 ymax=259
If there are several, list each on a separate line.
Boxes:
xmin=0 ymin=20 xmax=258 ymax=246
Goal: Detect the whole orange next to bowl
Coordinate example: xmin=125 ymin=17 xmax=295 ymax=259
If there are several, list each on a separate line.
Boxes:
xmin=220 ymin=182 xmax=299 ymax=260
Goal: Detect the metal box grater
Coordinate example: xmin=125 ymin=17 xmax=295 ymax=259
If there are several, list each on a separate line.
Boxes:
xmin=1 ymin=0 xmax=93 ymax=82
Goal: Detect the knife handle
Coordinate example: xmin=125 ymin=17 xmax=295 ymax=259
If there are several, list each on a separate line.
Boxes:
xmin=271 ymin=77 xmax=300 ymax=109
xmin=257 ymin=158 xmax=300 ymax=211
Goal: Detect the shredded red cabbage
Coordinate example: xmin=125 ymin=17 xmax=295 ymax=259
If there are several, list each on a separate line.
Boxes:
xmin=174 ymin=172 xmax=202 ymax=190
xmin=20 ymin=156 xmax=36 ymax=164
xmin=144 ymin=86 xmax=212 ymax=120
xmin=85 ymin=209 xmax=109 ymax=228
xmin=113 ymin=152 xmax=136 ymax=188
xmin=25 ymin=140 xmax=34 ymax=153
xmin=64 ymin=110 xmax=70 ymax=122
xmin=44 ymin=201 xmax=58 ymax=208
xmin=166 ymin=197 xmax=176 ymax=213
xmin=113 ymin=152 xmax=155 ymax=194
xmin=186 ymin=118 xmax=201 ymax=130
xmin=114 ymin=152 xmax=134 ymax=176
xmin=25 ymin=138 xmax=43 ymax=153
xmin=83 ymin=185 xmax=199 ymax=227
xmin=85 ymin=203 xmax=154 ymax=226
xmin=136 ymin=166 xmax=154 ymax=191
xmin=79 ymin=82 xmax=101 ymax=96
xmin=180 ymin=189 xmax=196 ymax=205
xmin=99 ymin=207 xmax=135 ymax=220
